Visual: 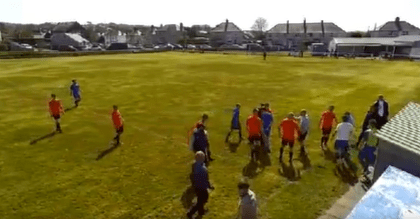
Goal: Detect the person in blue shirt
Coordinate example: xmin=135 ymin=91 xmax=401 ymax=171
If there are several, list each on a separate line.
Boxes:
xmin=187 ymin=151 xmax=214 ymax=219
xmin=70 ymin=79 xmax=81 ymax=107
xmin=225 ymin=104 xmax=242 ymax=143
xmin=261 ymin=107 xmax=273 ymax=153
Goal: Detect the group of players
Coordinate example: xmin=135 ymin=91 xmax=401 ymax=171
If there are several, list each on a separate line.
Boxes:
xmin=47 ymin=80 xmax=124 ymax=146
xmin=186 ymin=100 xmax=387 ymax=219
xmin=189 ymin=97 xmax=388 ymax=174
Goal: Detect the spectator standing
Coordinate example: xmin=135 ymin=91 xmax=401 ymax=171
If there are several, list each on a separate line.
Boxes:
xmin=187 ymin=151 xmax=214 ymax=219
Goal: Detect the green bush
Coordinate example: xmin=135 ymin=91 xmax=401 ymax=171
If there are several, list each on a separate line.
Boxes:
xmin=0 ymin=43 xmax=9 ymax=51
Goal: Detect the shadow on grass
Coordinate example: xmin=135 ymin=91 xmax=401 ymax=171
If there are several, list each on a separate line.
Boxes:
xmin=96 ymin=142 xmax=119 ymax=160
xmin=333 ymin=161 xmax=359 ymax=186
xmin=181 ymin=185 xmax=196 ymax=209
xmin=64 ymin=106 xmax=77 ymax=112
xmin=323 ymin=147 xmax=336 ymax=163
xmin=299 ymin=152 xmax=312 ymax=170
xmin=227 ymin=142 xmax=240 ymax=153
xmin=243 ymin=160 xmax=259 ymax=179
xmin=29 ymin=131 xmax=57 ymax=145
xmin=278 ymin=161 xmax=301 ymax=181
xmin=259 ymin=151 xmax=272 ymax=167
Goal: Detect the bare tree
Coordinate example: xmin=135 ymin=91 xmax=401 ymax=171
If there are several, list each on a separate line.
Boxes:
xmin=251 ymin=17 xmax=268 ymax=41
xmin=251 ymin=17 xmax=268 ymax=32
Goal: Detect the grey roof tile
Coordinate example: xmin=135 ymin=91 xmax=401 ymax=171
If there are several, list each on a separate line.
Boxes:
xmin=376 ymin=102 xmax=420 ymax=154
xmin=267 ymin=22 xmax=346 ymax=34
xmin=211 ymin=22 xmax=242 ymax=32
xmin=378 ymin=21 xmax=420 ymax=32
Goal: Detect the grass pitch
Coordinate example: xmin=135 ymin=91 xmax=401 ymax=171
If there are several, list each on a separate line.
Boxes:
xmin=0 ymin=52 xmax=419 ymax=219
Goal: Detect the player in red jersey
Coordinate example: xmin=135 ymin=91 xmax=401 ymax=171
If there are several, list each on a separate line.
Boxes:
xmin=279 ymin=113 xmax=300 ymax=163
xmin=49 ymin=94 xmax=64 ymax=133
xmin=319 ymin=106 xmax=337 ymax=150
xmin=112 ymin=105 xmax=124 ymax=145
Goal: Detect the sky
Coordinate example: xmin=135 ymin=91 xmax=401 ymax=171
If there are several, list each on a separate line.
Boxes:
xmin=1 ymin=0 xmax=420 ymax=32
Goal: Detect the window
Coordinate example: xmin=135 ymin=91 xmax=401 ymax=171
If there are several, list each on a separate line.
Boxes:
xmin=330 ymin=33 xmax=334 ymax=37
xmin=308 ymin=33 xmax=313 ymax=37
xmin=403 ymin=31 xmax=408 ymax=35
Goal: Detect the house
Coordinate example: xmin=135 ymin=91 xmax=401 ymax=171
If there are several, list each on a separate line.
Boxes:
xmin=266 ymin=20 xmax=346 ymax=50
xmin=210 ymin=20 xmax=244 ymax=47
xmin=104 ymin=29 xmax=126 ymax=46
xmin=370 ymin=18 xmax=420 ymax=37
xmin=346 ymin=166 xmax=420 ymax=219
xmin=51 ymin=33 xmax=91 ymax=50
xmin=410 ymin=40 xmax=420 ymax=59
xmin=373 ymin=102 xmax=420 ymax=183
xmin=52 ymin=22 xmax=86 ymax=35
xmin=103 ymin=28 xmax=144 ymax=47
xmin=328 ymin=35 xmax=420 ymax=57
xmin=152 ymin=23 xmax=184 ymax=45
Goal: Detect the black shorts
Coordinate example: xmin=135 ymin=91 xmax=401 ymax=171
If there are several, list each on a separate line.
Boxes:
xmin=299 ymin=132 xmax=308 ymax=142
xmin=322 ymin=127 xmax=332 ymax=136
xmin=231 ymin=122 xmax=241 ymax=130
xmin=116 ymin=126 xmax=124 ymax=134
xmin=52 ymin=114 xmax=61 ymax=120
xmin=248 ymin=135 xmax=262 ymax=143
xmin=282 ymin=139 xmax=294 ymax=148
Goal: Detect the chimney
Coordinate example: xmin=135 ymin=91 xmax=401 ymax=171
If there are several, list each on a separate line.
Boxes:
xmin=395 ymin=17 xmax=402 ymax=36
xmin=225 ymin=19 xmax=229 ymax=32
xmin=151 ymin=25 xmax=154 ymax=31
xmin=180 ymin=22 xmax=183 ymax=32
xmin=321 ymin=20 xmax=325 ymax=37
xmin=303 ymin=18 xmax=307 ymax=35
xmin=286 ymin=20 xmax=289 ymax=34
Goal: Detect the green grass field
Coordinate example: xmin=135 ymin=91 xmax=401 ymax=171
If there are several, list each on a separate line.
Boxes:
xmin=1 ymin=52 xmax=419 ymax=219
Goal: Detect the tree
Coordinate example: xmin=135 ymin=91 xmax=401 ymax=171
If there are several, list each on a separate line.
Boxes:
xmin=251 ymin=17 xmax=268 ymax=32
xmin=251 ymin=17 xmax=268 ymax=42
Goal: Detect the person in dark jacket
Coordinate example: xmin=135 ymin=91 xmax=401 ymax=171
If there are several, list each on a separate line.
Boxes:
xmin=187 ymin=151 xmax=214 ymax=219
xmin=190 ymin=124 xmax=210 ymax=163
xmin=356 ymin=105 xmax=377 ymax=147
xmin=373 ymin=95 xmax=389 ymax=129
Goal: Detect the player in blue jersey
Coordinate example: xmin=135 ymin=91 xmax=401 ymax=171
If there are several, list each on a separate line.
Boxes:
xmin=261 ymin=106 xmax=273 ymax=153
xmin=225 ymin=103 xmax=243 ymax=143
xmin=70 ymin=79 xmax=81 ymax=107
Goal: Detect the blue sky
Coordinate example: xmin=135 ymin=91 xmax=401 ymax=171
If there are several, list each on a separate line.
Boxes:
xmin=1 ymin=0 xmax=420 ymax=31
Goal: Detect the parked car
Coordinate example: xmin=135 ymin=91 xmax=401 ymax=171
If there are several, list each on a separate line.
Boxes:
xmin=58 ymin=45 xmax=78 ymax=51
xmin=246 ymin=43 xmax=264 ymax=51
xmin=21 ymin=43 xmax=34 ymax=50
xmin=107 ymin=43 xmax=128 ymax=50
xmin=173 ymin=44 xmax=183 ymax=50
xmin=219 ymin=44 xmax=244 ymax=50
xmin=198 ymin=44 xmax=212 ymax=50
xmin=187 ymin=44 xmax=196 ymax=49
xmin=90 ymin=45 xmax=105 ymax=51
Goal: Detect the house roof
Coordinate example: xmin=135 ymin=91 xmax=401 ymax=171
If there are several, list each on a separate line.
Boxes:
xmin=331 ymin=35 xmax=420 ymax=46
xmin=268 ymin=22 xmax=346 ymax=34
xmin=346 ymin=166 xmax=420 ymax=219
xmin=211 ymin=22 xmax=242 ymax=32
xmin=65 ymin=33 xmax=90 ymax=43
xmin=53 ymin=22 xmax=84 ymax=33
xmin=156 ymin=24 xmax=180 ymax=32
xmin=377 ymin=21 xmax=420 ymax=32
xmin=376 ymin=102 xmax=420 ymax=154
